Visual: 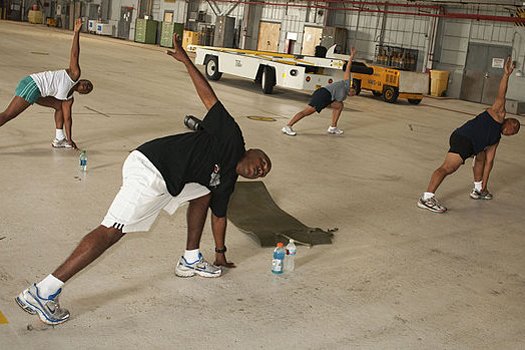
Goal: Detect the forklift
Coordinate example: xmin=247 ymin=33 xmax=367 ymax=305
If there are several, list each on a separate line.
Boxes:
xmin=351 ymin=62 xmax=428 ymax=105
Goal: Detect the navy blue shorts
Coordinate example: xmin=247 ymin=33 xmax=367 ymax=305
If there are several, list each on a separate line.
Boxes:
xmin=308 ymin=88 xmax=333 ymax=113
xmin=449 ymin=131 xmax=474 ymax=161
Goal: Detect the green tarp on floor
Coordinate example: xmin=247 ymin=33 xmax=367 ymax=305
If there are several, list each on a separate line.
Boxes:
xmin=228 ymin=181 xmax=334 ymax=247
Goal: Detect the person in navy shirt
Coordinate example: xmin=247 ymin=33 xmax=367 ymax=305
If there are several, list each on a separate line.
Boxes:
xmin=418 ymin=57 xmax=520 ymax=213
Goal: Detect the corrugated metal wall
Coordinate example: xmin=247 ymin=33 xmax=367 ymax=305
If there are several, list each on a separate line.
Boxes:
xmin=434 ymin=5 xmax=525 ymax=99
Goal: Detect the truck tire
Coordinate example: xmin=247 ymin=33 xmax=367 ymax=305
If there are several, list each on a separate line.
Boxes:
xmin=383 ymin=86 xmax=399 ymax=103
xmin=352 ymin=79 xmax=361 ymax=95
xmin=204 ymin=56 xmax=222 ymax=81
xmin=372 ymin=91 xmax=382 ymax=97
xmin=261 ymin=66 xmax=276 ymax=94
xmin=408 ymin=99 xmax=422 ymax=105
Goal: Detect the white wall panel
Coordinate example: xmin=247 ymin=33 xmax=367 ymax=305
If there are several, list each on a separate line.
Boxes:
xmin=444 ymin=21 xmax=471 ymax=37
xmin=440 ymin=49 xmax=467 ymax=66
xmin=442 ymin=36 xmax=469 ymax=51
xmin=159 ymin=2 xmax=186 ymax=23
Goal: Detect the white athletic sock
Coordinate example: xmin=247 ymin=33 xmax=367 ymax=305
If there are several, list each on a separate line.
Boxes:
xmin=474 ymin=181 xmax=483 ymax=191
xmin=423 ymin=192 xmax=435 ymax=200
xmin=55 ymin=129 xmax=65 ymax=141
xmin=36 ymin=274 xmax=64 ymax=299
xmin=184 ymin=249 xmax=200 ymax=264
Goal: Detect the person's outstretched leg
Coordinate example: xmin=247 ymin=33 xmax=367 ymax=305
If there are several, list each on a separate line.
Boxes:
xmin=0 ymin=96 xmax=31 ymax=127
xmin=418 ymin=153 xmax=463 ymax=213
xmin=16 ymin=225 xmax=124 ymax=325
xmin=327 ymin=101 xmax=344 ymax=134
xmin=53 ymin=225 xmax=124 ymax=282
xmin=288 ymin=106 xmax=316 ymax=127
xmin=176 ymin=193 xmax=221 ymax=278
xmin=282 ymin=105 xmax=316 ymax=136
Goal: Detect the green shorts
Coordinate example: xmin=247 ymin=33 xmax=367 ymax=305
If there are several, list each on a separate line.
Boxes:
xmin=15 ymin=76 xmax=41 ymax=104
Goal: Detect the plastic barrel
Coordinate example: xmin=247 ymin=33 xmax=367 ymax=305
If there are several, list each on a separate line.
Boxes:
xmin=430 ymin=70 xmax=450 ymax=97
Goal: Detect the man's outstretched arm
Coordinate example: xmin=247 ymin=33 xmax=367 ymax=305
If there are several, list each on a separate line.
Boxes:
xmin=344 ymin=47 xmax=356 ymax=81
xmin=481 ymin=144 xmax=498 ymax=191
xmin=167 ymin=34 xmax=218 ymax=111
xmin=491 ymin=56 xmax=514 ymax=117
xmin=68 ymin=18 xmax=83 ymax=81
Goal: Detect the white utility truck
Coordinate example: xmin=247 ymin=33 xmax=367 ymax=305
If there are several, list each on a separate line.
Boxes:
xmin=187 ymin=45 xmax=348 ymax=94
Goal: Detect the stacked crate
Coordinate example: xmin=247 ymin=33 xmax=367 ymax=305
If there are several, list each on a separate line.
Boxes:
xmin=182 ymin=31 xmax=200 ymax=50
xmin=28 ymin=10 xmax=43 ymax=24
xmin=160 ymin=22 xmax=184 ymax=48
xmin=135 ymin=19 xmax=158 ymax=44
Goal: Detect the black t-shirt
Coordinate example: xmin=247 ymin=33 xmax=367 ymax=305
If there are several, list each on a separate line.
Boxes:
xmin=137 ymin=101 xmax=246 ymax=217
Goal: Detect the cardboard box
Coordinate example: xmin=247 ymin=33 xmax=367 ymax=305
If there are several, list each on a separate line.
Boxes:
xmin=183 ymin=30 xmax=200 ymax=50
xmin=28 ymin=10 xmax=43 ymax=24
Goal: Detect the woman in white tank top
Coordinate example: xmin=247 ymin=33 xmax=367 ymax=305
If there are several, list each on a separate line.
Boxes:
xmin=0 ymin=18 xmax=93 ymax=149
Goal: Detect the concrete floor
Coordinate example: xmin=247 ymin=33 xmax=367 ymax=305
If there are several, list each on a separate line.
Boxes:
xmin=1 ymin=21 xmax=524 ymax=349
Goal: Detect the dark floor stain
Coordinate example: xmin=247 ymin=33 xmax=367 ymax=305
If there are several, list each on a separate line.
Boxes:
xmin=84 ymin=106 xmax=111 ymax=118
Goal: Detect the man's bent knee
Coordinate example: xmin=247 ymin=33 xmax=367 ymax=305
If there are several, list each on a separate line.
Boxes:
xmin=331 ymin=101 xmax=343 ymax=110
xmin=441 ymin=163 xmax=460 ymax=174
xmin=97 ymin=225 xmax=125 ymax=245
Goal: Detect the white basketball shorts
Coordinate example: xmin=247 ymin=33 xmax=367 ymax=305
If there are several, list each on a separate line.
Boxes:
xmin=101 ymin=151 xmax=210 ymax=233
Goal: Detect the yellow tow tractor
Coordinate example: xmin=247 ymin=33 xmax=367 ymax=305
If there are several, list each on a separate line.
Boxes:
xmin=350 ymin=62 xmax=429 ymax=105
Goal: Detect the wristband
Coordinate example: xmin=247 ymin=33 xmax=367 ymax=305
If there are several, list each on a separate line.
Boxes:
xmin=215 ymin=246 xmax=227 ymax=254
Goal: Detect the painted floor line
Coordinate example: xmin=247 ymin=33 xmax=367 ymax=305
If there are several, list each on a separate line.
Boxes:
xmin=0 ymin=310 xmax=9 ymax=324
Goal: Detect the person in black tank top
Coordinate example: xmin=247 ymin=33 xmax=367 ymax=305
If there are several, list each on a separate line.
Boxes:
xmin=418 ymin=57 xmax=520 ymax=213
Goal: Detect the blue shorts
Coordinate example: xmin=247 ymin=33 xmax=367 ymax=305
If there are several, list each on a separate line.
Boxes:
xmin=15 ymin=76 xmax=41 ymax=104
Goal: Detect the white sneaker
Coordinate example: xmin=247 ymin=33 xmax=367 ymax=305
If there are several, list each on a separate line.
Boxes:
xmin=281 ymin=126 xmax=297 ymax=136
xmin=327 ymin=126 xmax=344 ymax=135
xmin=175 ymin=254 xmax=222 ymax=278
xmin=417 ymin=196 xmax=447 ymax=213
xmin=51 ymin=138 xmax=73 ymax=149
xmin=15 ymin=284 xmax=70 ymax=325
xmin=470 ymin=188 xmax=493 ymax=200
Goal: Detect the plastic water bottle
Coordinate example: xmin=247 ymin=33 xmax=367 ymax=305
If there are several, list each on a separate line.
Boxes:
xmin=271 ymin=242 xmax=285 ymax=274
xmin=284 ymin=239 xmax=297 ymax=271
xmin=184 ymin=115 xmax=203 ymax=131
xmin=79 ymin=150 xmax=87 ymax=172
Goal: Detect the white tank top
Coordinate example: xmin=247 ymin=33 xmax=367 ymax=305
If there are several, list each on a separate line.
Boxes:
xmin=30 ymin=70 xmax=78 ymax=100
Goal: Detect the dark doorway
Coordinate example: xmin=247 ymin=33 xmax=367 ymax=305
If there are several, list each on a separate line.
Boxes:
xmin=118 ymin=6 xmax=133 ymax=39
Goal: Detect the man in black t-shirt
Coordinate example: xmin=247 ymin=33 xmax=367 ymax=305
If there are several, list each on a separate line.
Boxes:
xmin=417 ymin=57 xmax=520 ymax=213
xmin=15 ymin=33 xmax=272 ymax=326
